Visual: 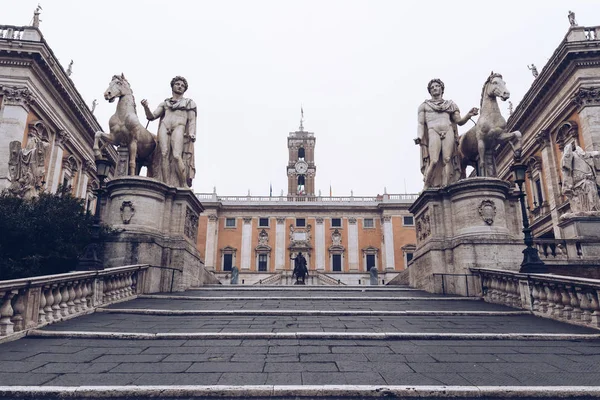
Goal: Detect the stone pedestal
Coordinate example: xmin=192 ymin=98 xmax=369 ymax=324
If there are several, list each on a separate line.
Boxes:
xmin=408 ymin=178 xmax=524 ymax=295
xmin=558 ymin=214 xmax=600 ymax=259
xmin=101 ymin=176 xmax=216 ymax=291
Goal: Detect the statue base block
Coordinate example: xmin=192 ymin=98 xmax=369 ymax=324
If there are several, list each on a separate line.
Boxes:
xmin=101 ymin=177 xmax=218 ymax=291
xmin=408 ymin=178 xmax=524 ymax=295
xmin=558 ymin=213 xmax=600 ymax=260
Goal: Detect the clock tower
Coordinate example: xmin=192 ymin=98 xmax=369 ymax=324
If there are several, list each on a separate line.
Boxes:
xmin=287 ymin=111 xmax=316 ymax=197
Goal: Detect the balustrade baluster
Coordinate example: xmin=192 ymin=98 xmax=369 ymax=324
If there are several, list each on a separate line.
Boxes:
xmin=59 ymin=284 xmax=69 ymax=317
xmin=11 ymin=290 xmax=25 ymax=331
xmin=67 ymin=283 xmax=76 ymax=314
xmin=131 ymin=272 xmax=138 ymax=294
xmin=559 ymin=285 xmax=572 ymax=319
xmin=579 ymin=290 xmax=592 ymax=323
xmin=570 ymin=288 xmax=582 ymax=321
xmin=38 ymin=288 xmax=47 ymax=324
xmin=589 ymin=290 xmax=600 ymax=327
xmin=72 ymin=281 xmax=82 ymax=313
xmin=51 ymin=285 xmax=62 ymax=320
xmin=538 ymin=283 xmax=549 ymax=314
xmin=531 ymin=283 xmax=540 ymax=312
xmin=0 ymin=291 xmax=16 ymax=336
xmin=546 ymin=284 xmax=557 ymax=317
xmin=43 ymin=286 xmax=54 ymax=323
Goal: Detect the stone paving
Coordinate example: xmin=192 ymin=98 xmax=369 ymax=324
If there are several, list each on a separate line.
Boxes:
xmin=1 ymin=285 xmax=600 ymax=393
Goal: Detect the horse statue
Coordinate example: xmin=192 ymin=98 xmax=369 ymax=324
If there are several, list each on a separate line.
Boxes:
xmin=458 ymin=72 xmax=522 ymax=178
xmin=292 ymin=252 xmax=308 ymax=285
xmin=93 ymin=74 xmax=157 ymax=176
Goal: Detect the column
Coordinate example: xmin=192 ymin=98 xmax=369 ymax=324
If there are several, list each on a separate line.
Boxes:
xmin=49 ymin=131 xmax=70 ymax=192
xmin=204 ymin=214 xmax=218 ymax=270
xmin=275 ymin=217 xmax=286 ymax=270
xmin=240 ymin=217 xmax=253 ymax=270
xmin=536 ymin=130 xmax=562 ymax=238
xmin=383 ymin=216 xmax=396 ymax=270
xmin=348 ymin=217 xmax=359 ymax=271
xmin=0 ymin=86 xmax=34 ymax=190
xmin=574 ymin=87 xmax=600 ymax=152
xmin=315 ymin=217 xmax=325 ymax=270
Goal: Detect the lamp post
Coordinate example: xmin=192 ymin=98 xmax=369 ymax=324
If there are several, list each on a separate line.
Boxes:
xmin=511 ymin=158 xmax=547 ymax=273
xmin=78 ymin=156 xmax=113 ymax=270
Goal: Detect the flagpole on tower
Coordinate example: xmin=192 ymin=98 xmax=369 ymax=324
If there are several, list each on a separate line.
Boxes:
xmin=299 ymin=105 xmax=304 ymax=132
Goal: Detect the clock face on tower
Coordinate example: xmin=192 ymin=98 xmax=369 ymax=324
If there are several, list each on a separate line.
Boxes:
xmin=295 ymin=161 xmax=308 ymax=174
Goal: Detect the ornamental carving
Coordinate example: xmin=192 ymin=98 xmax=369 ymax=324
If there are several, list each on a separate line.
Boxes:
xmin=208 ymin=214 xmax=218 ymax=222
xmin=276 ymin=217 xmax=286 ymax=224
xmin=556 ymin=121 xmax=579 ymax=151
xmin=478 ymin=200 xmax=497 ymax=226
xmin=534 ymin=129 xmax=550 ymax=149
xmin=415 ymin=213 xmax=431 ymax=242
xmin=348 ymin=217 xmax=357 ymax=225
xmin=289 ymin=224 xmax=312 ymax=247
xmin=56 ymin=130 xmax=71 ymax=147
xmin=120 ymin=201 xmax=135 ymax=224
xmin=572 ymin=87 xmax=600 ymax=109
xmin=8 ymin=122 xmax=50 ymax=199
xmin=184 ymin=207 xmax=199 ymax=241
xmin=331 ymin=229 xmax=342 ymax=246
xmin=382 ymin=216 xmax=392 ymax=223
xmin=258 ymin=229 xmax=269 ymax=246
xmin=243 ymin=217 xmax=252 ymax=224
xmin=315 ymin=217 xmax=324 ymax=224
xmin=1 ymin=86 xmax=35 ymax=110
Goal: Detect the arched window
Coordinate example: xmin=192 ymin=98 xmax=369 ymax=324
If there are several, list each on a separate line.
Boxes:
xmin=298 ymin=147 xmax=305 ymax=160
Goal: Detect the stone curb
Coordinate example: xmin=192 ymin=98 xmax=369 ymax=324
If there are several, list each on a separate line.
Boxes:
xmin=139 ymin=295 xmax=481 ymax=301
xmin=27 ymin=330 xmax=600 ymax=341
xmin=3 ymin=385 xmax=600 ymax=398
xmin=96 ymin=308 xmax=524 ymax=316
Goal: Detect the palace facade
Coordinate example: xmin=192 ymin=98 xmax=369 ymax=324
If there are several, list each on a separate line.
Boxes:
xmin=195 ymin=125 xmax=418 ymax=285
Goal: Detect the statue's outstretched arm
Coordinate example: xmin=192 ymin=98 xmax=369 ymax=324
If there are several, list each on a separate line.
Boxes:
xmin=453 ymin=107 xmax=479 ymax=126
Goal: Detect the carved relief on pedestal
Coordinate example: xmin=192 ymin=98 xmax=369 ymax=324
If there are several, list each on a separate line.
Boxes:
xmin=478 ymin=199 xmax=497 ymax=225
xmin=184 ymin=207 xmax=199 ymax=241
xmin=120 ymin=201 xmax=135 ymax=224
xmin=415 ymin=212 xmax=431 ymax=242
xmin=8 ymin=120 xmax=50 ymax=199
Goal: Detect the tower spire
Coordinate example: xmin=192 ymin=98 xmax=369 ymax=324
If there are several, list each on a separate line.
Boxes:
xmin=299 ymin=106 xmax=304 ymax=132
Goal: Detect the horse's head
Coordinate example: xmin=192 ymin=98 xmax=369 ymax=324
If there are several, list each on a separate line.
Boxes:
xmin=104 ymin=73 xmax=132 ymax=103
xmin=484 ymin=72 xmax=510 ymax=102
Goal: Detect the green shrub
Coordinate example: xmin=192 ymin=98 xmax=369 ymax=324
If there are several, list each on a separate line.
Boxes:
xmin=0 ymin=187 xmax=100 ymax=280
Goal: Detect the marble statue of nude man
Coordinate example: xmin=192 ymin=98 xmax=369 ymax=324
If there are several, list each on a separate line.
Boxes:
xmin=415 ymin=79 xmax=478 ymax=188
xmin=141 ymin=76 xmax=196 ymax=187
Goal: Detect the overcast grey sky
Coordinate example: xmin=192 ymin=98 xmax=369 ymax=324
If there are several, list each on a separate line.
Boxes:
xmin=3 ymin=1 xmax=599 ymax=196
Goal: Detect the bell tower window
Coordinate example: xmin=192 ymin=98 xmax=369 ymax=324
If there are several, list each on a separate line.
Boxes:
xmin=298 ymin=147 xmax=305 ymax=160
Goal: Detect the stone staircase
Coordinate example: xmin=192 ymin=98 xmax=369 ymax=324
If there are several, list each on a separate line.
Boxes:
xmin=1 ymin=285 xmax=600 ymax=399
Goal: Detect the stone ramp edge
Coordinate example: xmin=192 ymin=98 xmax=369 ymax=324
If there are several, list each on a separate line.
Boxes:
xmin=27 ymin=330 xmax=600 ymax=340
xmin=138 ymin=295 xmax=482 ymax=301
xmin=96 ymin=308 xmax=525 ymax=316
xmin=3 ymin=385 xmax=600 ymax=399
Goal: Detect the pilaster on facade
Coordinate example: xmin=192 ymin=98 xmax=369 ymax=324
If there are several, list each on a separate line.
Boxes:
xmin=204 ymin=214 xmax=219 ymax=270
xmin=240 ymin=217 xmax=253 ymax=270
xmin=315 ymin=217 xmax=325 ymax=270
xmin=275 ymin=217 xmax=286 ymax=270
xmin=573 ymin=87 xmax=600 ymax=152
xmin=347 ymin=217 xmax=359 ymax=271
xmin=382 ymin=216 xmax=395 ymax=270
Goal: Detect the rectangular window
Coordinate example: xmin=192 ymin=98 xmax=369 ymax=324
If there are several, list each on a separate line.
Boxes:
xmin=332 ymin=254 xmax=342 ymax=271
xmin=403 ymin=216 xmax=414 ymax=226
xmin=366 ymin=254 xmax=376 ymax=270
xmin=406 ymin=253 xmax=414 ymax=263
xmin=363 ymin=218 xmax=374 ymax=228
xmin=225 ymin=218 xmax=236 ymax=228
xmin=296 ymin=218 xmax=306 ymax=227
xmin=258 ymin=254 xmax=268 ymax=271
xmin=535 ymin=178 xmax=544 ymax=206
xmin=331 ymin=218 xmax=342 ymax=227
xmin=223 ymin=254 xmax=233 ymax=271
xmin=259 ymin=218 xmax=269 ymax=227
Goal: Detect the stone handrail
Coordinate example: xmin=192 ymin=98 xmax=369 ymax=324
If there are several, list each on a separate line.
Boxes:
xmin=315 ymin=271 xmax=346 ymax=286
xmin=255 ymin=273 xmax=282 ymax=285
xmin=471 ymin=268 xmax=600 ymax=330
xmin=0 ymin=265 xmax=149 ymax=339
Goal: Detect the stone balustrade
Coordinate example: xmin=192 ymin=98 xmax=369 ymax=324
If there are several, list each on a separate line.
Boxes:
xmin=0 ymin=25 xmax=24 ymax=40
xmin=196 ymin=193 xmax=418 ymax=204
xmin=0 ymin=265 xmax=148 ymax=338
xmin=471 ymin=268 xmax=600 ymax=329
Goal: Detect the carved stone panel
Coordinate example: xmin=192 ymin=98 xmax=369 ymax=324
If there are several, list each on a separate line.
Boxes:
xmin=416 ymin=213 xmax=431 ymax=242
xmin=120 ymin=201 xmax=135 ymax=224
xmin=184 ymin=207 xmax=199 ymax=241
xmin=478 ymin=200 xmax=497 ymax=225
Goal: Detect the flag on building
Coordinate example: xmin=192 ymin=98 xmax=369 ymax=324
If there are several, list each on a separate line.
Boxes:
xmin=329 ymin=184 xmax=332 ymax=197
xmin=269 ymin=182 xmax=272 ymax=197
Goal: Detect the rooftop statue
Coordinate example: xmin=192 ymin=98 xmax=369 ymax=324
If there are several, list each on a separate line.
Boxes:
xmin=142 ymin=76 xmax=196 ymax=188
xmin=93 ymin=74 xmax=157 ymax=177
xmin=568 ymin=10 xmax=577 ymax=27
xmin=561 ymin=143 xmax=600 ymax=214
xmin=415 ymin=79 xmax=478 ymax=188
xmin=527 ymin=64 xmax=539 ymax=78
xmin=458 ymin=72 xmax=522 ymax=178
